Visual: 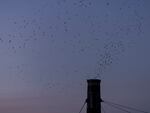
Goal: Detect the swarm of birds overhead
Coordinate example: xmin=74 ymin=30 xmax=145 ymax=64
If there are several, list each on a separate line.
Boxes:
xmin=0 ymin=0 xmax=144 ymax=89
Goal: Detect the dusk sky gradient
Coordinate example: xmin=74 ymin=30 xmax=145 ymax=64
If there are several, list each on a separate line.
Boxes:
xmin=0 ymin=0 xmax=150 ymax=113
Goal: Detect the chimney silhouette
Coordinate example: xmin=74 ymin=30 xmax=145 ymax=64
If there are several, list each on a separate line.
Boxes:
xmin=87 ymin=79 xmax=102 ymax=113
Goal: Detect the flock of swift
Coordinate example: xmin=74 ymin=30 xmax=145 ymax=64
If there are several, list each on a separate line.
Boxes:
xmin=0 ymin=0 xmax=144 ymax=89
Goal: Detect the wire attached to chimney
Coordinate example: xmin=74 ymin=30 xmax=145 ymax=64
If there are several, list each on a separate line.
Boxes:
xmin=103 ymin=100 xmax=149 ymax=113
xmin=78 ymin=100 xmax=86 ymax=113
xmin=104 ymin=101 xmax=131 ymax=113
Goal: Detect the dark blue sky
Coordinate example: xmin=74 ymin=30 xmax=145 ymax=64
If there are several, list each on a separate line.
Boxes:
xmin=0 ymin=0 xmax=149 ymax=113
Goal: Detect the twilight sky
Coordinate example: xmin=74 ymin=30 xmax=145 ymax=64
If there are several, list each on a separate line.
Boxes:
xmin=0 ymin=0 xmax=150 ymax=113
